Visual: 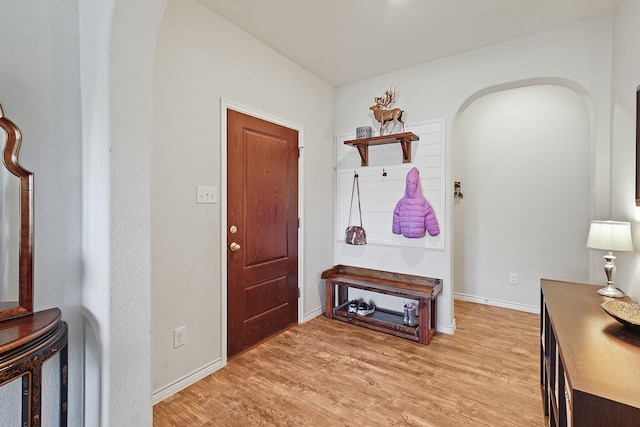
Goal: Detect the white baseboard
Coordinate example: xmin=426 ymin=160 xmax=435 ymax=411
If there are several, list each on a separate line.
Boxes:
xmin=303 ymin=307 xmax=323 ymax=323
xmin=152 ymin=358 xmax=224 ymax=405
xmin=436 ymin=319 xmax=456 ymax=335
xmin=454 ymin=292 xmax=540 ymax=314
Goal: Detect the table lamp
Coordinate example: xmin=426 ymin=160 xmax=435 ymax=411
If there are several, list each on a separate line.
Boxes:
xmin=586 ymin=220 xmax=634 ymax=298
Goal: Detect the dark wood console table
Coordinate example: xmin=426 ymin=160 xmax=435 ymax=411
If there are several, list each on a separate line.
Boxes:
xmin=322 ymin=265 xmax=441 ymax=345
xmin=0 ymin=308 xmax=68 ymax=426
xmin=541 ymin=279 xmax=640 ymax=426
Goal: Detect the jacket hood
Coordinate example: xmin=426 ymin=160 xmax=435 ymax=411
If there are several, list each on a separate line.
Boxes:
xmin=404 ymin=167 xmax=420 ymax=198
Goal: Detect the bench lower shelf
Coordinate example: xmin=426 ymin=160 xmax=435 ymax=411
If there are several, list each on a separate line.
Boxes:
xmin=332 ymin=306 xmax=420 ymax=341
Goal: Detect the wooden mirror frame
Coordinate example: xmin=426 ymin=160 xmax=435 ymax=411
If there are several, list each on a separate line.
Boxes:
xmin=0 ymin=104 xmax=33 ymax=321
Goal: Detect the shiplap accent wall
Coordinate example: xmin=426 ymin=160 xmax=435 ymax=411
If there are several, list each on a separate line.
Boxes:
xmin=336 ymin=119 xmax=445 ymax=249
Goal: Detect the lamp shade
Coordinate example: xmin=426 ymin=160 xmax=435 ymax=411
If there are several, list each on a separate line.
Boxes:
xmin=586 ymin=220 xmax=634 ymax=252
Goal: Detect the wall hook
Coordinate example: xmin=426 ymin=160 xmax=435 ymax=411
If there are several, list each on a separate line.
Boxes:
xmin=382 ymin=169 xmax=387 ymax=177
xmin=354 ymin=171 xmax=359 ymax=178
xmin=454 ymin=181 xmax=464 ymax=199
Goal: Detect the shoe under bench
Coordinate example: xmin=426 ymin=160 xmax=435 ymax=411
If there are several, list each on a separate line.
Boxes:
xmin=321 ymin=265 xmax=442 ymax=345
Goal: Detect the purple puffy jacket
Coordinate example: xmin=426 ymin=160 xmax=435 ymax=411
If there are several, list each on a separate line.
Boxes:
xmin=392 ymin=167 xmax=440 ymax=238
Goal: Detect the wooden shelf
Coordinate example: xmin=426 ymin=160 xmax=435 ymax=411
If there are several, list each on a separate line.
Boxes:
xmin=0 ymin=308 xmax=61 ymax=353
xmin=332 ymin=306 xmax=419 ymax=341
xmin=343 ymin=132 xmax=419 ymax=167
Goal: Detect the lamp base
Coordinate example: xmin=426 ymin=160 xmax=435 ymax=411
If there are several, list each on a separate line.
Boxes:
xmin=596 ymin=252 xmax=625 ymax=298
xmin=597 ymin=284 xmax=625 ymax=298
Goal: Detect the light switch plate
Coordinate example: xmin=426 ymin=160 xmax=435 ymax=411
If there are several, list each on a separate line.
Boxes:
xmin=197 ymin=185 xmax=217 ymax=204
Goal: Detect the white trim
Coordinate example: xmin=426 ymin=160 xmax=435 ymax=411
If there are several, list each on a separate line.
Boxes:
xmin=220 ymin=99 xmax=305 ymax=367
xmin=437 ymin=318 xmax=456 ymax=335
xmin=454 ymin=292 xmax=540 ymax=314
xmin=220 ymin=100 xmax=228 ymax=368
xmin=152 ymin=359 xmax=223 ymax=405
xmin=303 ymin=307 xmax=324 ymax=323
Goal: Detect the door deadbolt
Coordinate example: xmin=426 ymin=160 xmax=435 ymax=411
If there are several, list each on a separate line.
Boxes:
xmin=229 ymin=242 xmax=241 ymax=252
xmin=229 ymin=225 xmax=238 ymax=234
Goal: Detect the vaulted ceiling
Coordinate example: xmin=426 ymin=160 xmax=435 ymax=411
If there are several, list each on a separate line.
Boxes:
xmin=198 ymin=0 xmax=621 ymax=86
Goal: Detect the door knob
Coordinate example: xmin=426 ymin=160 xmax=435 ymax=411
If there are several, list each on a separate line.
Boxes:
xmin=229 ymin=242 xmax=241 ymax=252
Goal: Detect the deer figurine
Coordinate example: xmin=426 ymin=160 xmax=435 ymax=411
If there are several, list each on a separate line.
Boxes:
xmin=370 ymin=87 xmax=404 ymax=136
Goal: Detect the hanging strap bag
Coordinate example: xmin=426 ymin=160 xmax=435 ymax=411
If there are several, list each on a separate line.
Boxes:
xmin=345 ymin=173 xmax=366 ymax=245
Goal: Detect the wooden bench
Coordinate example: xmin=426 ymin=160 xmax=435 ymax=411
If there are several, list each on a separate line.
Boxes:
xmin=321 ymin=265 xmax=442 ymax=345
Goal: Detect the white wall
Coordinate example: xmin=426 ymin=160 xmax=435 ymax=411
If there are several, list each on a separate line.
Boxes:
xmin=610 ymin=0 xmax=640 ymax=298
xmin=0 ymin=1 xmax=83 ymax=425
xmin=78 ymin=1 xmax=114 ymax=424
xmin=335 ymin=15 xmax=614 ymax=327
xmin=454 ymin=85 xmax=591 ymax=311
xmin=80 ymin=0 xmax=166 ymax=425
xmin=152 ymin=0 xmax=335 ymax=400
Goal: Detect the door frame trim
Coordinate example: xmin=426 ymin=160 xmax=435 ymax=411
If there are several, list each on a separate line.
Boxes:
xmin=219 ymin=98 xmax=304 ymax=366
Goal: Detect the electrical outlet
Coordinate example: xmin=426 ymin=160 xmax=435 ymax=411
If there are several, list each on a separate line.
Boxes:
xmin=509 ymin=273 xmax=518 ymax=285
xmin=196 ymin=185 xmax=217 ymax=204
xmin=174 ymin=326 xmax=187 ymax=348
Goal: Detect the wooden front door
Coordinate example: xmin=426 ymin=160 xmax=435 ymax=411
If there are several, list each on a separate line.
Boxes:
xmin=227 ymin=109 xmax=299 ymax=358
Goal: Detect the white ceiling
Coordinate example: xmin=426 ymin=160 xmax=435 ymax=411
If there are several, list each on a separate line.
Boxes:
xmin=197 ymin=0 xmax=620 ymax=87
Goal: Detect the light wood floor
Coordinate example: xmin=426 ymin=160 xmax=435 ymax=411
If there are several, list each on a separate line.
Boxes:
xmin=154 ymin=300 xmax=543 ymax=426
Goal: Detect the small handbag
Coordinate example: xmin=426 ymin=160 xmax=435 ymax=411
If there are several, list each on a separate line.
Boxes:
xmin=345 ymin=173 xmax=366 ymax=245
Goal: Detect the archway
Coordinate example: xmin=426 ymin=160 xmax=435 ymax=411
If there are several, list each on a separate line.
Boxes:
xmin=453 ymin=84 xmax=593 ymax=311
